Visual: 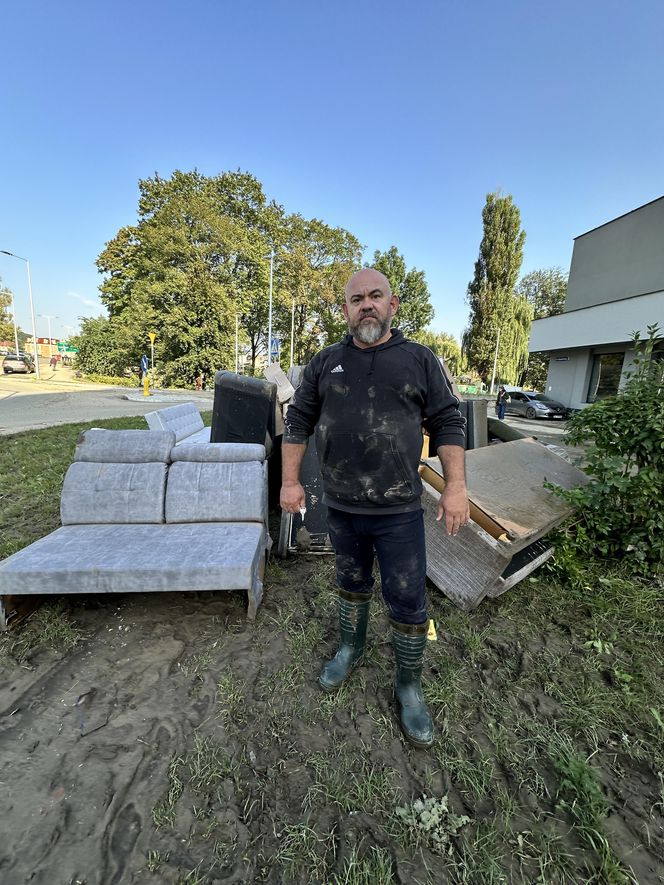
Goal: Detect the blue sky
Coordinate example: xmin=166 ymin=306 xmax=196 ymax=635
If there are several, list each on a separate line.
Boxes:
xmin=1 ymin=0 xmax=662 ymax=344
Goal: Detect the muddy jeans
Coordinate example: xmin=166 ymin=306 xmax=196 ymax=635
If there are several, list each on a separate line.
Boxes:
xmin=326 ymin=507 xmax=427 ymax=625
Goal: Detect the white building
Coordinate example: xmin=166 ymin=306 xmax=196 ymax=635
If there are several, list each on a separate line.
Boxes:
xmin=529 ymin=196 xmax=664 ymax=410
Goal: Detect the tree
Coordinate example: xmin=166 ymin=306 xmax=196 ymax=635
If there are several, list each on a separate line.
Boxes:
xmin=517 ymin=267 xmax=568 ymax=389
xmin=0 ymin=280 xmax=16 ymax=342
xmin=96 ymin=170 xmax=280 ymax=385
xmin=411 ymin=329 xmax=462 ymax=375
xmin=370 ymin=247 xmax=434 ymax=336
xmin=462 ymin=192 xmax=527 ymax=383
xmin=74 ymin=315 xmax=134 ymax=376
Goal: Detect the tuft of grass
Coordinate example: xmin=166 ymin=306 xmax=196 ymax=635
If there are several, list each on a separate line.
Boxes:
xmin=330 ymin=845 xmax=395 ymax=885
xmin=1 ymin=602 xmax=86 ymax=662
xmin=216 ymin=672 xmax=247 ymax=724
xmin=274 ymin=822 xmax=333 ymax=882
xmin=304 ymin=745 xmax=398 ymax=815
xmin=178 ymin=651 xmax=212 ymax=681
xmin=152 ymin=757 xmax=184 ymax=829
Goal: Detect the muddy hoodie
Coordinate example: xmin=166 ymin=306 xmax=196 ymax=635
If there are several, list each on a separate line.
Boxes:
xmin=283 ymin=329 xmax=466 ymax=514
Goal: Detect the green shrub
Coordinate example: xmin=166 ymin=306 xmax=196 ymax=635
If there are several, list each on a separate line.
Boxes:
xmin=553 ymin=324 xmax=664 ymax=572
xmin=78 ymin=373 xmax=141 ymax=387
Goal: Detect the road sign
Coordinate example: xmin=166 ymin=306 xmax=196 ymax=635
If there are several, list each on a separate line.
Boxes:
xmin=149 ymin=331 xmax=156 ymax=344
xmin=57 ymin=342 xmax=78 ymax=354
xmin=270 ymin=337 xmax=280 ymax=361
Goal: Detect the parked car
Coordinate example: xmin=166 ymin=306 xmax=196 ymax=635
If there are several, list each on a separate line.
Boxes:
xmin=2 ymin=353 xmax=36 ymax=374
xmin=505 ymin=390 xmax=569 ymax=420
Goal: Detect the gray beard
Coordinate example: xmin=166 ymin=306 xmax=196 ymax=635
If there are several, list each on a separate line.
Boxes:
xmin=350 ymin=315 xmax=391 ymax=345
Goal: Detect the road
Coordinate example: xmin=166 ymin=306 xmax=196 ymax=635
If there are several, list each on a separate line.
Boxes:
xmin=0 ymin=364 xmax=213 ymax=435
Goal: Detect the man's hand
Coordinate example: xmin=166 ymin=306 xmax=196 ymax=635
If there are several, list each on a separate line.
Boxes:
xmin=280 ymin=481 xmax=306 ymax=514
xmin=436 ymin=480 xmax=470 ymax=536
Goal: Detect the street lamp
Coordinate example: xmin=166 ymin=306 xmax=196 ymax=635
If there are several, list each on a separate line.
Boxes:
xmin=489 ymin=326 xmax=501 ymax=395
xmin=266 ymin=248 xmax=275 ymax=365
xmin=0 ymin=249 xmax=41 ymax=378
xmin=38 ymin=314 xmax=59 ymax=360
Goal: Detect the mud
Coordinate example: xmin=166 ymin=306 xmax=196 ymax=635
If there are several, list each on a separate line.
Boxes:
xmin=1 ymin=556 xmax=662 ymax=884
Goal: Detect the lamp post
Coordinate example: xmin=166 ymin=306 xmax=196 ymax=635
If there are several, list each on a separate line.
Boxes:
xmin=489 ymin=326 xmax=501 ymax=396
xmin=266 ymin=248 xmax=275 ymax=365
xmin=0 ymin=249 xmax=41 ymax=378
xmin=39 ymin=314 xmax=59 ymax=360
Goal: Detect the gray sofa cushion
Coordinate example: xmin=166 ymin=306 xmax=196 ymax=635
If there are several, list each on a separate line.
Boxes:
xmin=171 ymin=443 xmax=266 ymax=463
xmin=165 ymin=461 xmax=266 ymax=523
xmin=0 ymin=523 xmax=265 ymax=595
xmin=145 ymin=403 xmax=205 ymax=443
xmin=177 ymin=427 xmax=211 ymax=446
xmin=75 ymin=429 xmax=175 ymax=463
xmin=61 ymin=462 xmax=168 ymax=525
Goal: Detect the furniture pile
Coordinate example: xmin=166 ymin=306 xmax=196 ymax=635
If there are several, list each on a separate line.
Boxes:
xmin=0 ymin=429 xmax=270 ymax=630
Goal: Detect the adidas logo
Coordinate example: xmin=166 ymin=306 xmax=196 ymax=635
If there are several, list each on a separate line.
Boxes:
xmin=330 ymin=364 xmax=344 ymax=374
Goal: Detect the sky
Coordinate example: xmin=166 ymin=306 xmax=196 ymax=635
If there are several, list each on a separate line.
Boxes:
xmin=1 ymin=0 xmax=663 ymax=345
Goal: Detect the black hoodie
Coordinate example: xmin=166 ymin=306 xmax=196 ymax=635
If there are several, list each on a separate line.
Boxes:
xmin=283 ymin=329 xmax=466 ymax=514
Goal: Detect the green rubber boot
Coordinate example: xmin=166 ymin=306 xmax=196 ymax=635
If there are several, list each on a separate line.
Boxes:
xmin=391 ymin=620 xmax=434 ymax=748
xmin=319 ymin=590 xmax=371 ymax=691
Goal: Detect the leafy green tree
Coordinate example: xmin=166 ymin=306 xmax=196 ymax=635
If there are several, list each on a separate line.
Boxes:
xmin=74 ymin=315 xmax=133 ymax=376
xmin=463 ymin=192 xmax=527 ymax=383
xmin=96 ymin=170 xmax=281 ymax=385
xmin=412 ymin=329 xmax=462 ymax=375
xmin=553 ymin=325 xmax=664 ymax=572
xmin=370 ymin=246 xmax=434 ymax=336
xmin=517 ymin=267 xmax=568 ymax=389
xmin=0 ymin=281 xmax=16 ymax=342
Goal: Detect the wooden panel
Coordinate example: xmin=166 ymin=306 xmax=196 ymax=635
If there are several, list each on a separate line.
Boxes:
xmin=421 ymin=481 xmax=511 ymax=611
xmin=425 ymin=437 xmax=588 ymax=550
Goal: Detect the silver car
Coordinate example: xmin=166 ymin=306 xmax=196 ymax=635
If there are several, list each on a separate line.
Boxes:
xmin=2 ymin=353 xmax=36 ymax=374
xmin=506 ymin=391 xmax=569 ymax=420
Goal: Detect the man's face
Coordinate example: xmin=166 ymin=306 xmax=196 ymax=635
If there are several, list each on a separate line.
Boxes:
xmin=342 ymin=270 xmax=398 ymax=346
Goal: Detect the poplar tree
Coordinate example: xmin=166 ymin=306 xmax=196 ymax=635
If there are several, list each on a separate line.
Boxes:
xmin=463 ymin=192 xmax=527 ymax=383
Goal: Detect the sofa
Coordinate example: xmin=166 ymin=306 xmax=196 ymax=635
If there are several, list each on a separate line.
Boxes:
xmin=0 ymin=429 xmax=270 ymax=623
xmin=144 ymin=401 xmax=210 ymax=445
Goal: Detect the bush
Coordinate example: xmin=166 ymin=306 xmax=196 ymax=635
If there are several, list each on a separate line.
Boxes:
xmin=553 ymin=325 xmax=664 ymax=572
xmin=77 ymin=373 xmax=141 ymax=388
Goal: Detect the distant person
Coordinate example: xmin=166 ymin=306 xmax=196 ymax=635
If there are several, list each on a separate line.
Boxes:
xmin=495 ymin=385 xmax=510 ymax=420
xmin=49 ymin=354 xmax=58 ymax=371
xmin=195 ymin=374 xmax=203 ymax=391
xmin=139 ymin=353 xmax=149 ymax=385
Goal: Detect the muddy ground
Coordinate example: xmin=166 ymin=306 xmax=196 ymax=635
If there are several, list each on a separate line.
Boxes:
xmin=1 ymin=549 xmax=663 ymax=885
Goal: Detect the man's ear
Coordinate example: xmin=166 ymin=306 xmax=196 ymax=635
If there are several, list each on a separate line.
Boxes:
xmin=342 ymin=302 xmax=349 ymax=320
xmin=390 ymin=295 xmax=399 ymax=316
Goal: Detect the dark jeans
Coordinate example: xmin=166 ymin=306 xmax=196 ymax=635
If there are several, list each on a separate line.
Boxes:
xmin=496 ymin=403 xmax=506 ymax=420
xmin=326 ymin=507 xmax=427 ymax=625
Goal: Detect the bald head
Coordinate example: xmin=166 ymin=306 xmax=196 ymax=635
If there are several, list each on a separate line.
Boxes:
xmin=342 ymin=267 xmax=398 ymax=348
xmin=345 ymin=268 xmax=392 ymax=301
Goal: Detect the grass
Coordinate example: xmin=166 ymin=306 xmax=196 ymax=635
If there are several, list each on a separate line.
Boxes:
xmin=2 ymin=417 xmax=664 ymax=884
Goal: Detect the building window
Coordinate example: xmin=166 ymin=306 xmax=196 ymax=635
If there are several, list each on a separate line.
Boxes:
xmin=587 ymin=352 xmax=625 ymax=402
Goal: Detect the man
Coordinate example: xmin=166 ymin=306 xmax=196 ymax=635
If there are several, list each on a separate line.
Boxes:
xmin=495 ymin=385 xmax=509 ymax=420
xmin=281 ymin=268 xmax=468 ymax=748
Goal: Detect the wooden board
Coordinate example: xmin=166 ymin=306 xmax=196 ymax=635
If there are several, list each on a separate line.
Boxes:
xmin=421 ymin=481 xmax=512 ymax=611
xmin=425 ymin=437 xmax=588 ymax=552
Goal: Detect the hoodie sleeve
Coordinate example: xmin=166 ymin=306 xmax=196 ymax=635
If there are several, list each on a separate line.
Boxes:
xmin=283 ymin=356 xmax=322 ymax=444
xmin=421 ymin=350 xmax=466 ymax=449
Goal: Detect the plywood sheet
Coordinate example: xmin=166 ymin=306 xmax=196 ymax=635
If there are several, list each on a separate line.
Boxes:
xmin=427 ymin=437 xmax=588 ymax=548
xmin=421 ymin=482 xmax=511 ymax=611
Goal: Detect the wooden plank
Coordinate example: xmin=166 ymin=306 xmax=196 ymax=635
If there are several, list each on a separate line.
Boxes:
xmin=487 ymin=545 xmax=554 ymax=598
xmin=426 ymin=438 xmax=588 ymax=550
xmin=418 ymin=463 xmax=509 ymax=542
xmin=421 ymin=481 xmax=512 ymax=611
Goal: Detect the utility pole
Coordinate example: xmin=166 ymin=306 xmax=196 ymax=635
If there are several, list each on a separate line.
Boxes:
xmin=489 ymin=326 xmax=501 ymax=395
xmin=267 ymin=249 xmax=274 ymax=365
